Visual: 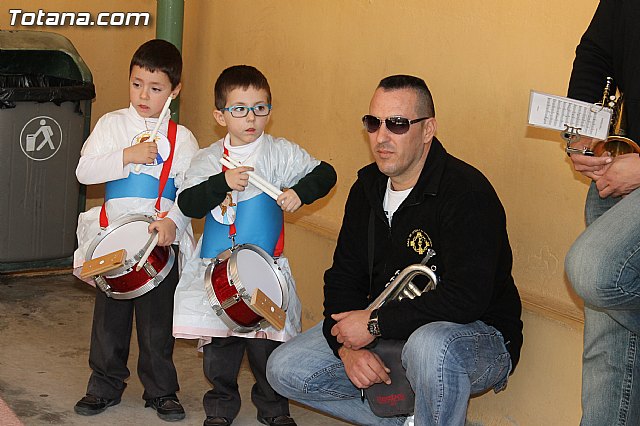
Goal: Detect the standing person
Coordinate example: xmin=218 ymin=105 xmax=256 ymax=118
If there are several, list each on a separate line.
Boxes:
xmin=266 ymin=75 xmax=523 ymax=426
xmin=73 ymin=39 xmax=199 ymax=421
xmin=564 ymin=1 xmax=640 ymax=424
xmin=173 ymin=65 xmax=336 ymax=426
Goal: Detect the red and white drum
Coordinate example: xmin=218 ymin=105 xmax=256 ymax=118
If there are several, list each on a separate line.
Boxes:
xmin=204 ymin=244 xmax=289 ymax=333
xmin=85 ymin=215 xmax=175 ymax=299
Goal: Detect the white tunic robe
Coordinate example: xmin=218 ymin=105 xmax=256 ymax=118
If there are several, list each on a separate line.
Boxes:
xmin=173 ymin=133 xmax=320 ymax=344
xmin=74 ymin=104 xmax=199 ymax=276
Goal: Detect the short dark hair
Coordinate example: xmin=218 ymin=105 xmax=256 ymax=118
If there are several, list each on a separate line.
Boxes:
xmin=130 ymin=39 xmax=182 ymax=89
xmin=378 ymin=75 xmax=435 ymax=118
xmin=214 ymin=65 xmax=271 ymax=110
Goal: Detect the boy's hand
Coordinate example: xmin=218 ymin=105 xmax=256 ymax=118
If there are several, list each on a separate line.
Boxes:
xmin=148 ymin=218 xmax=177 ymax=246
xmin=225 ymin=166 xmax=253 ymax=191
xmin=124 ymin=141 xmax=158 ymax=166
xmin=277 ymin=189 xmax=302 ymax=212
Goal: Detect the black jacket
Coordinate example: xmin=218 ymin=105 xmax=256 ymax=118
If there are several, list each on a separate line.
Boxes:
xmin=568 ymin=0 xmax=640 ymax=141
xmin=323 ymin=138 xmax=523 ymax=371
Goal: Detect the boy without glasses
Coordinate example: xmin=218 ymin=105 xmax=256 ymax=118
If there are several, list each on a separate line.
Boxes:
xmin=73 ymin=39 xmax=199 ymax=421
xmin=173 ymin=65 xmax=336 ymax=426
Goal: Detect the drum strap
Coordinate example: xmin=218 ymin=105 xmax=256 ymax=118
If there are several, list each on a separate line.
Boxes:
xmin=221 ymin=146 xmax=238 ymax=238
xmin=99 ymin=120 xmax=178 ymax=228
xmin=156 ymin=120 xmax=178 ymax=218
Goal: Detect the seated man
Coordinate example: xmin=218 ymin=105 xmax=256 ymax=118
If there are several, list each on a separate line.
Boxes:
xmin=267 ymin=74 xmax=523 ymax=426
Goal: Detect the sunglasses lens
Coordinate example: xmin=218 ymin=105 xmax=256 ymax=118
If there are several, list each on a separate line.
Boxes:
xmin=386 ymin=117 xmax=410 ymax=135
xmin=363 ymin=115 xmax=382 ymax=133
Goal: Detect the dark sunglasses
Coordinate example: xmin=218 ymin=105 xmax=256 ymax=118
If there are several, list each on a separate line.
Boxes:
xmin=362 ymin=114 xmax=430 ymax=135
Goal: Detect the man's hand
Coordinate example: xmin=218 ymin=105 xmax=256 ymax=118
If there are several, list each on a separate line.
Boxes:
xmin=123 ymin=141 xmax=158 ymax=166
xmin=595 ymin=153 xmax=640 ymax=198
xmin=331 ymin=310 xmax=375 ymax=350
xmin=338 ymin=346 xmax=391 ymax=389
xmin=567 ymin=138 xmax=612 ymax=180
xmin=225 ymin=166 xmax=253 ymax=191
xmin=148 ymin=218 xmax=177 ymax=246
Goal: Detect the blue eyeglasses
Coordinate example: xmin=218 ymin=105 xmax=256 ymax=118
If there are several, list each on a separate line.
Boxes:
xmin=220 ymin=104 xmax=272 ymax=118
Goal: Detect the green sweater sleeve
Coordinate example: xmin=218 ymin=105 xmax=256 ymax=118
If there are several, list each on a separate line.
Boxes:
xmin=177 ymin=172 xmax=231 ymax=219
xmin=291 ymin=161 xmax=337 ymax=205
xmin=178 ymin=161 xmax=336 ymax=218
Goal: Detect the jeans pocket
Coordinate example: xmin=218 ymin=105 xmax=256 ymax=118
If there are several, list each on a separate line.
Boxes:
xmin=470 ymin=352 xmax=511 ymax=395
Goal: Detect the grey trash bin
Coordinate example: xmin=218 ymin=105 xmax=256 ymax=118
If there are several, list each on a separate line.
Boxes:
xmin=0 ymin=30 xmax=95 ymax=271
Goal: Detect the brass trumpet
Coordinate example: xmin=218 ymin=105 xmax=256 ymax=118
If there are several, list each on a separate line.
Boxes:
xmin=367 ymin=249 xmax=438 ymax=310
xmin=591 ymin=77 xmax=640 ymax=157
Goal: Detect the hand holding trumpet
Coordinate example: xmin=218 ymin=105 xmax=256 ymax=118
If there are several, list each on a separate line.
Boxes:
xmin=593 ymin=154 xmax=640 ymax=198
xmin=567 ymin=136 xmax=612 ymax=181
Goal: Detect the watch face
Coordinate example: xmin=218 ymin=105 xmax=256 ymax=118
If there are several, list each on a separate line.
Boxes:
xmin=368 ymin=309 xmax=381 ymax=336
xmin=368 ymin=319 xmax=381 ymax=337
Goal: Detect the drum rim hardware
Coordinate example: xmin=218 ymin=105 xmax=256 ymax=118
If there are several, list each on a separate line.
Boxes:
xmin=85 ymin=214 xmax=175 ymax=299
xmin=203 ymin=243 xmax=288 ymax=333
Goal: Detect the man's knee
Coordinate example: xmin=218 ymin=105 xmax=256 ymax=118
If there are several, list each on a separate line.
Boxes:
xmin=566 ymin=238 xmax=640 ymax=309
xmin=565 ymin=237 xmax=605 ymax=305
xmin=403 ymin=322 xmax=459 ymax=372
xmin=266 ymin=343 xmax=293 ymax=394
xmin=403 ymin=322 xmax=495 ymax=372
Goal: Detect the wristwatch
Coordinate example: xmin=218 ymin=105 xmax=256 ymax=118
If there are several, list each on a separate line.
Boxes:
xmin=367 ymin=309 xmax=381 ymax=337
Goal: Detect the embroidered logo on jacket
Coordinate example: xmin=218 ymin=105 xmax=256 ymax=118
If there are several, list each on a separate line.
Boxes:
xmin=407 ymin=229 xmax=432 ymax=255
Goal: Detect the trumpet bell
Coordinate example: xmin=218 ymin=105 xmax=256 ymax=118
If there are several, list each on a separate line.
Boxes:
xmin=591 ymin=136 xmax=640 ymax=157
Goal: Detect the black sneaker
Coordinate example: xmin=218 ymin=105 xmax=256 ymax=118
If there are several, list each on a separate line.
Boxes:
xmin=74 ymin=394 xmax=121 ymax=416
xmin=145 ymin=394 xmax=186 ymax=422
xmin=257 ymin=415 xmax=297 ymax=426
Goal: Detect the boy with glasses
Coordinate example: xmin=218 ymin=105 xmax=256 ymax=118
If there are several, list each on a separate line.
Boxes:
xmin=173 ymin=65 xmax=336 ymax=426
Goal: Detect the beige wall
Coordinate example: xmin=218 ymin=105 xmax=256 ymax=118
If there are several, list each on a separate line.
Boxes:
xmin=2 ymin=1 xmax=601 ymax=423
xmin=179 ymin=0 xmax=598 ymax=324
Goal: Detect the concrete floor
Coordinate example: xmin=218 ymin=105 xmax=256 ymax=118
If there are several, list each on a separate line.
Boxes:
xmin=0 ymin=271 xmax=351 ymax=426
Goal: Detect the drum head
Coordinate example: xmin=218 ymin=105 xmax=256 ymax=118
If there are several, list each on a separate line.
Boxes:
xmin=235 ymin=249 xmax=283 ymax=307
xmin=91 ymin=220 xmax=150 ymax=260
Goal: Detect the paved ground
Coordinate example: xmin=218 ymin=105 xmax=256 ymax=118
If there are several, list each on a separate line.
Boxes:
xmin=0 ymin=271 xmax=350 ymax=426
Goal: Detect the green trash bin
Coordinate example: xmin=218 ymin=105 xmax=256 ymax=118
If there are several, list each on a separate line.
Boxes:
xmin=0 ymin=30 xmax=95 ymax=271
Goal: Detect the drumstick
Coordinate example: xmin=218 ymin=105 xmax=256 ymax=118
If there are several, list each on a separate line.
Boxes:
xmin=222 ymin=155 xmax=283 ymax=194
xmin=220 ymin=157 xmax=279 ymax=200
xmin=134 ymin=95 xmax=173 ymax=172
xmin=221 ymin=155 xmax=283 ymax=198
xmin=219 ymin=157 xmax=283 ymax=200
xmin=135 ymin=233 xmax=159 ymax=272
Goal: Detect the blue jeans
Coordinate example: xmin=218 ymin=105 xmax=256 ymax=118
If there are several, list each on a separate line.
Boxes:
xmin=266 ymin=321 xmax=511 ymax=426
xmin=565 ymin=183 xmax=640 ymax=425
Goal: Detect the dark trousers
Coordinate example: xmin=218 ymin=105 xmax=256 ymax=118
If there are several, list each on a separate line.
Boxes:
xmin=203 ymin=336 xmax=289 ymax=420
xmin=86 ymin=246 xmax=179 ymax=401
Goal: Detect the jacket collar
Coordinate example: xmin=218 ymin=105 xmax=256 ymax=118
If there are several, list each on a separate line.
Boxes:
xmin=358 ymin=136 xmax=448 ymax=207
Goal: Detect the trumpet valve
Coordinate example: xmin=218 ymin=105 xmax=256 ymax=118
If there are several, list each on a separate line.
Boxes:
xmin=407 ymin=282 xmax=424 ymax=297
xmin=398 ymin=282 xmax=425 ymax=301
